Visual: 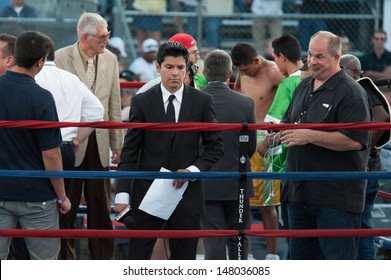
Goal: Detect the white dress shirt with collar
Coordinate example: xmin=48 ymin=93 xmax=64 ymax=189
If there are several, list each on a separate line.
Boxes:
xmin=35 ymin=61 xmax=104 ymax=141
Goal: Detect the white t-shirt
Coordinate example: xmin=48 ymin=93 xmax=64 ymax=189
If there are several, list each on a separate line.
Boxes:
xmin=128 ymin=57 xmax=158 ymax=82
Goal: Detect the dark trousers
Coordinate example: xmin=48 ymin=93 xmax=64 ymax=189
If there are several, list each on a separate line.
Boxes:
xmin=201 ymin=200 xmax=251 ymax=260
xmin=287 ymin=202 xmax=361 ymax=260
xmin=127 ymin=209 xmax=200 ymax=260
xmin=58 ymin=143 xmax=76 ymax=260
xmin=65 ymin=133 xmax=114 ymax=260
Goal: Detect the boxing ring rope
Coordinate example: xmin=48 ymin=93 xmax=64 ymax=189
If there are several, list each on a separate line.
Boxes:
xmin=1 ymin=229 xmax=391 ymax=239
xmin=2 ymin=79 xmax=391 ymax=251
xmin=1 ymin=120 xmax=391 ymax=242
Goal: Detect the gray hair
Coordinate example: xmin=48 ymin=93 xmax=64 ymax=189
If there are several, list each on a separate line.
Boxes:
xmin=77 ymin=12 xmax=107 ymax=40
xmin=204 ymin=49 xmax=232 ymax=82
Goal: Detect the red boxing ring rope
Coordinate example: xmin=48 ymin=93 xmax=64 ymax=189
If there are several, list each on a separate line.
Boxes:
xmin=2 ymin=120 xmax=391 ymax=132
xmin=1 ymin=229 xmax=391 ymax=239
xmin=1 ymin=81 xmax=391 ymax=243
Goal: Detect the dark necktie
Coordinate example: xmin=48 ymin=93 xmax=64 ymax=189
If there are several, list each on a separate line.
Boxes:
xmin=166 ymin=95 xmax=176 ymax=141
xmin=166 ymin=95 xmax=176 ymax=123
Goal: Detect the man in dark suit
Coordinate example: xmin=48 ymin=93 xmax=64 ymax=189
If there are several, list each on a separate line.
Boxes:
xmin=201 ymin=50 xmax=256 ymax=260
xmin=114 ymin=42 xmax=224 ymax=260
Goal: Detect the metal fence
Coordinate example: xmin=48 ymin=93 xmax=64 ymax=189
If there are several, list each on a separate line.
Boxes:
xmin=113 ymin=0 xmax=384 ymax=62
xmin=0 ymin=0 xmax=385 ymax=62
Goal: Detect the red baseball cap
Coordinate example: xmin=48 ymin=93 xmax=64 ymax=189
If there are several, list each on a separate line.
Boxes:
xmin=168 ymin=33 xmax=197 ymax=49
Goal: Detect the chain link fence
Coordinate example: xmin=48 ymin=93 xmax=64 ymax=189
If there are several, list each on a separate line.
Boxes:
xmin=0 ymin=0 xmax=385 ymax=62
xmin=113 ymin=0 xmax=384 ymax=63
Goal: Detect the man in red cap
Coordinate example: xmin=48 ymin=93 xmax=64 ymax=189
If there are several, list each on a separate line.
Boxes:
xmin=136 ymin=33 xmax=207 ymax=94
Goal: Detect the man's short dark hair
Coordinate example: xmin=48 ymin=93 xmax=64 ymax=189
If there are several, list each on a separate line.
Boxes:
xmin=15 ymin=30 xmax=52 ymax=68
xmin=272 ymin=35 xmax=302 ymax=63
xmin=156 ymin=42 xmax=189 ymax=65
xmin=231 ymin=43 xmax=258 ymax=66
xmin=0 ymin=33 xmax=16 ymax=58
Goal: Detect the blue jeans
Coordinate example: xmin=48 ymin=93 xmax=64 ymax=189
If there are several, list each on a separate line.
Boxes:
xmin=183 ymin=5 xmax=221 ymax=48
xmin=287 ymin=202 xmax=361 ymax=260
xmin=357 ymin=179 xmax=379 ymax=260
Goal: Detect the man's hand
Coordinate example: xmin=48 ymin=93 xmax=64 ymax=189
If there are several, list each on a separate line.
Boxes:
xmin=72 ymin=138 xmax=81 ymax=153
xmin=111 ymin=149 xmax=121 ymax=164
xmin=114 ymin=203 xmax=129 ymax=215
xmin=257 ymin=139 xmax=268 ymax=157
xmin=281 ymin=129 xmax=312 ymax=147
xmin=58 ymin=197 xmax=71 ymax=214
xmin=173 ymin=169 xmax=190 ymax=189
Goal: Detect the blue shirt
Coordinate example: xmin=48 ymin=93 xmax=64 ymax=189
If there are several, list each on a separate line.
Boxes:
xmin=0 ymin=71 xmax=62 ymax=202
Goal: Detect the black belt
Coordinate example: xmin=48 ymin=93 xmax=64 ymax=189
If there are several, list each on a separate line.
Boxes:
xmin=61 ymin=141 xmax=74 ymax=146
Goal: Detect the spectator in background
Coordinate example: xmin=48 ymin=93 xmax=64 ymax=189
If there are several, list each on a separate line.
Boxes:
xmin=119 ymin=69 xmax=138 ymax=124
xmin=251 ymin=0 xmax=283 ymax=54
xmin=108 ymin=36 xmax=128 ymax=72
xmin=0 ymin=30 xmax=70 ymax=260
xmin=0 ymin=0 xmax=37 ymax=17
xmin=340 ymin=54 xmax=391 ymax=260
xmin=361 ymin=29 xmax=391 ymax=82
xmin=131 ymin=0 xmax=166 ymax=49
xmin=339 ymin=35 xmax=353 ymax=54
xmin=325 ymin=0 xmax=362 ymax=51
xmin=54 ymin=12 xmax=122 ymax=260
xmin=177 ymin=0 xmax=222 ymax=48
xmin=129 ymin=38 xmax=159 ymax=82
xmin=298 ymin=0 xmax=327 ymax=52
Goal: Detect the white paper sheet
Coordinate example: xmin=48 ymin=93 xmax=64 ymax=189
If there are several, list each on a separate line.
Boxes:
xmin=138 ymin=167 xmax=188 ymax=220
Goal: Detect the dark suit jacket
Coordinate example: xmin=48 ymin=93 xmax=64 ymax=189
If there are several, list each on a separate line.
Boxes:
xmin=202 ymin=82 xmax=256 ymax=200
xmin=116 ymin=83 xmax=223 ymax=217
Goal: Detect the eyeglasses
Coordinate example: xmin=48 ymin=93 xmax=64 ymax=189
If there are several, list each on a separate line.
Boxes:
xmin=89 ymin=31 xmax=111 ymax=41
xmin=373 ymin=36 xmax=386 ymax=41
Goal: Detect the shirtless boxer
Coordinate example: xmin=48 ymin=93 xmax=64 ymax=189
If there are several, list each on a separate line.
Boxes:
xmin=231 ymin=43 xmax=284 ymax=260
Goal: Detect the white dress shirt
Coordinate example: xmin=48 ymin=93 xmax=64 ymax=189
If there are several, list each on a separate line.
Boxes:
xmin=161 ymin=83 xmax=183 ymax=122
xmin=35 ymin=61 xmax=104 ymax=141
